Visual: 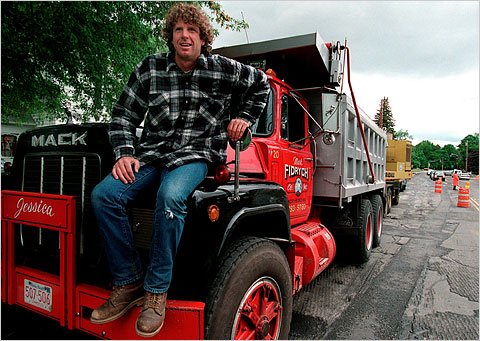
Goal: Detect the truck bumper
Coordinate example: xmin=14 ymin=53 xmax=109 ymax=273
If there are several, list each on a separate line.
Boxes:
xmin=2 ymin=190 xmax=205 ymax=340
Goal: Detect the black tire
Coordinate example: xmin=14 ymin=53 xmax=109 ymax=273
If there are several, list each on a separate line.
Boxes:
xmin=353 ymin=199 xmax=373 ymax=263
xmin=386 ymin=188 xmax=392 ymax=215
xmin=370 ymin=194 xmax=383 ymax=248
xmin=204 ymin=237 xmax=292 ymax=340
xmin=392 ymin=188 xmax=400 ymax=205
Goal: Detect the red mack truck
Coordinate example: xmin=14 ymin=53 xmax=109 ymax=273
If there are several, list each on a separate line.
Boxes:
xmin=2 ymin=32 xmax=391 ymax=339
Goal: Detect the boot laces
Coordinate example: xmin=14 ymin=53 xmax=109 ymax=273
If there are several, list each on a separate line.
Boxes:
xmin=107 ymin=286 xmax=126 ymax=305
xmin=144 ymin=292 xmax=164 ymax=310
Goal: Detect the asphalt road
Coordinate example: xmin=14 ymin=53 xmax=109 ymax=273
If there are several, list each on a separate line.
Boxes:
xmin=1 ymin=172 xmax=478 ymax=340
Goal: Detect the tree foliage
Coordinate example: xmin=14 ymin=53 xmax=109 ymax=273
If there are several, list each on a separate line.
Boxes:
xmin=394 ymin=129 xmax=413 ymax=141
xmin=374 ymin=97 xmax=395 ymax=135
xmin=1 ymin=1 xmax=247 ymax=124
xmin=411 ymin=133 xmax=479 ymax=173
xmin=458 ymin=133 xmax=479 ymax=173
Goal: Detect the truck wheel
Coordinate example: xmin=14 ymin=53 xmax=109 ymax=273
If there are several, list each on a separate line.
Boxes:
xmin=386 ymin=188 xmax=392 ymax=215
xmin=392 ymin=188 xmax=400 ymax=205
xmin=204 ymin=237 xmax=292 ymax=340
xmin=354 ymin=199 xmax=373 ymax=263
xmin=370 ymin=194 xmax=383 ymax=248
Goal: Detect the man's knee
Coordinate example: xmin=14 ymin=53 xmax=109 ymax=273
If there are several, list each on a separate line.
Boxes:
xmin=157 ymin=190 xmax=185 ymax=210
xmin=91 ymin=183 xmax=106 ymax=207
xmin=91 ymin=179 xmax=117 ymax=207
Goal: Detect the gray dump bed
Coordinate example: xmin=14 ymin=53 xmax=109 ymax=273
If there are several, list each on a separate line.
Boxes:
xmin=303 ymin=90 xmax=387 ymax=205
xmin=213 ymin=32 xmax=335 ymax=89
xmin=214 ymin=33 xmax=387 ymax=205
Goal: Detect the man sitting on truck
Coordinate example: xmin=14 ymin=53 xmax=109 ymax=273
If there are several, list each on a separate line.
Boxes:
xmin=89 ymin=2 xmax=269 ymax=337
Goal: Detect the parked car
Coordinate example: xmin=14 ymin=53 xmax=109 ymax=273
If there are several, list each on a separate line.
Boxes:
xmin=430 ymin=170 xmax=443 ymax=181
xmin=434 ymin=171 xmax=446 ymax=181
xmin=459 ymin=172 xmax=471 ymax=180
xmin=1 ymin=158 xmax=12 ymax=175
xmin=444 ymin=170 xmax=453 ymax=176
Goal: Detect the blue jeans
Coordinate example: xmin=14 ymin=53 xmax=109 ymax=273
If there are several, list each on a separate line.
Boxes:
xmin=91 ymin=161 xmax=208 ymax=294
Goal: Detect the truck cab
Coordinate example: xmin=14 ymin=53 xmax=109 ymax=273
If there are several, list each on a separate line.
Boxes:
xmin=232 ymin=74 xmax=314 ymax=226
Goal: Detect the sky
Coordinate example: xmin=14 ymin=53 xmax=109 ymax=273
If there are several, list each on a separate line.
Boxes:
xmin=211 ymin=1 xmax=479 ymax=147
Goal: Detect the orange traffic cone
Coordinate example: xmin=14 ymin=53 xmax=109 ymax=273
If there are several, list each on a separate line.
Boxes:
xmin=434 ymin=179 xmax=442 ymax=193
xmin=457 ymin=187 xmax=470 ymax=208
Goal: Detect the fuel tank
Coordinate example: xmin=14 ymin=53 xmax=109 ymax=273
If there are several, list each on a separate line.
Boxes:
xmin=291 ymin=220 xmax=336 ymax=291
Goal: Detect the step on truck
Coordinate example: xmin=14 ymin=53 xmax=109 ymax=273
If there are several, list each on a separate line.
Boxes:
xmin=2 ymin=32 xmax=390 ymax=339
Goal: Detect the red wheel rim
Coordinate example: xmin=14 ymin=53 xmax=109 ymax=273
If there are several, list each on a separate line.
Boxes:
xmin=376 ymin=206 xmax=383 ymax=238
xmin=232 ymin=277 xmax=283 ymax=340
xmin=366 ymin=214 xmax=373 ymax=250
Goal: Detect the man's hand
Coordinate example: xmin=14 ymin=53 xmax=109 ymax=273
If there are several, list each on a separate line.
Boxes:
xmin=112 ymin=156 xmax=140 ymax=184
xmin=227 ymin=118 xmax=250 ymax=141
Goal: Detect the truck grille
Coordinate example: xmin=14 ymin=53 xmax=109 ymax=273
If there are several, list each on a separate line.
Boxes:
xmin=20 ymin=152 xmax=102 ymax=258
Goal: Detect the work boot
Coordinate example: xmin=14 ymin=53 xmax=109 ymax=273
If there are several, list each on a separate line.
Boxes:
xmin=90 ymin=282 xmax=144 ymax=324
xmin=135 ymin=291 xmax=167 ymax=337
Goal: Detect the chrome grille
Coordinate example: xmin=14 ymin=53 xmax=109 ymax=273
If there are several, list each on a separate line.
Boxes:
xmin=21 ymin=152 xmax=102 ymax=255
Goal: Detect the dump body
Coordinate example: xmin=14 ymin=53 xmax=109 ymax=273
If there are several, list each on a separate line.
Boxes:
xmin=214 ymin=32 xmax=338 ymax=89
xmin=303 ymin=90 xmax=387 ymax=205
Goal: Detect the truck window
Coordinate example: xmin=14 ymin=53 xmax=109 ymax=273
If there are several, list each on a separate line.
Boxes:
xmin=281 ymin=94 xmax=305 ymax=143
xmin=251 ymin=88 xmax=274 ymax=136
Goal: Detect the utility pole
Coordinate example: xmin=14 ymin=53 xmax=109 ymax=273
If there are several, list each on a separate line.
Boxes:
xmin=465 ymin=141 xmax=468 ymax=172
xmin=241 ymin=12 xmax=250 ymax=44
xmin=379 ymin=98 xmax=384 ymax=129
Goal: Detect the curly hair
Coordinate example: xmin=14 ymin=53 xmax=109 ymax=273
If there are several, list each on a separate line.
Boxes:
xmin=162 ymin=2 xmax=214 ymax=55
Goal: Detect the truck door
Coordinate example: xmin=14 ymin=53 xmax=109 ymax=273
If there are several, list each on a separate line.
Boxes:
xmin=279 ymin=92 xmax=313 ymax=225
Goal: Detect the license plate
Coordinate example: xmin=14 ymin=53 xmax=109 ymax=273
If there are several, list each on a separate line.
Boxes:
xmin=24 ymin=279 xmax=52 ymax=312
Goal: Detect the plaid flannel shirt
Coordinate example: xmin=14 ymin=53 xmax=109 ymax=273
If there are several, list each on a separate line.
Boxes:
xmin=109 ymin=52 xmax=270 ymax=168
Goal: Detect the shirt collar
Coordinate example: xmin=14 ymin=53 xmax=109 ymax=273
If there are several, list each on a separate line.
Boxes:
xmin=166 ymin=52 xmax=208 ymax=72
xmin=196 ymin=54 xmax=208 ymax=70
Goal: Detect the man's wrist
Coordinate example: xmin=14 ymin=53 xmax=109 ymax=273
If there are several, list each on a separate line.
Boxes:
xmin=114 ymin=146 xmax=135 ymax=161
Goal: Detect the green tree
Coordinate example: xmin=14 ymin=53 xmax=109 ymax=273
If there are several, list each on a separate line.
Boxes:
xmin=412 ymin=135 xmax=478 ymax=172
xmin=458 ymin=133 xmax=479 ymax=172
xmin=374 ymin=97 xmax=395 ymax=135
xmin=431 ymin=149 xmax=447 ymax=170
xmin=1 ymin=1 xmax=247 ymax=123
xmin=412 ymin=140 xmax=440 ymax=169
xmin=442 ymin=144 xmax=459 ymax=169
xmin=394 ymin=129 xmax=413 ymax=141
xmin=412 ymin=147 xmax=428 ymax=169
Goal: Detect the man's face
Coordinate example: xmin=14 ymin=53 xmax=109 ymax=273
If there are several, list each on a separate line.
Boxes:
xmin=172 ymin=20 xmax=205 ymax=63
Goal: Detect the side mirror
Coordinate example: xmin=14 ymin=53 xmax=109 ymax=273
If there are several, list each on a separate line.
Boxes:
xmin=228 ymin=128 xmax=252 ymax=151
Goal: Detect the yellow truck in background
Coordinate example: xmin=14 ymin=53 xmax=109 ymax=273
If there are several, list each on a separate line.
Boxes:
xmin=385 ymin=138 xmax=413 ymax=212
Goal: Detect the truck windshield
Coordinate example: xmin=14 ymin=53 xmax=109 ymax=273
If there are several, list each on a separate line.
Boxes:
xmin=252 ymin=87 xmax=274 ymax=137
